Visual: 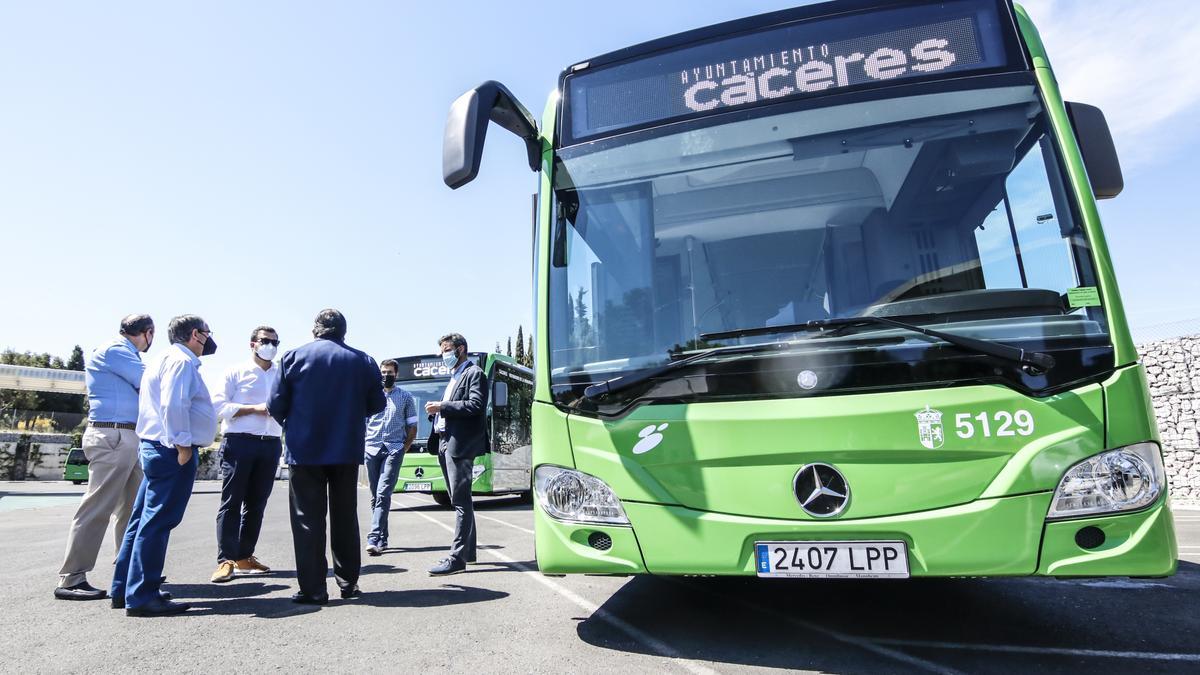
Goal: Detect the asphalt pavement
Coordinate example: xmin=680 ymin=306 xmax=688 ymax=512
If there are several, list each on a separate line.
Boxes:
xmin=1 ymin=480 xmax=1198 ymax=674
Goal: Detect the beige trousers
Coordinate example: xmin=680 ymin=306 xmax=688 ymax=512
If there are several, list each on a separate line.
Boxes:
xmin=58 ymin=426 xmax=143 ymax=587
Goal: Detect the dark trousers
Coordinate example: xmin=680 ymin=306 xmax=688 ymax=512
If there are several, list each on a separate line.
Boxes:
xmin=288 ymin=463 xmax=360 ymax=596
xmin=111 ymin=441 xmax=197 ymax=609
xmin=216 ymin=434 xmax=282 ymax=563
xmin=438 ymin=451 xmax=477 ymax=564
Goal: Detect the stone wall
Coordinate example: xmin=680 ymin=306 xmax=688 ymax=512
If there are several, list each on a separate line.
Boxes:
xmin=0 ymin=432 xmax=72 ymax=480
xmin=1140 ymin=335 xmax=1200 ymax=506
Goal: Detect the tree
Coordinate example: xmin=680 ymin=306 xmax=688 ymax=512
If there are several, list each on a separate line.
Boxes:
xmin=515 ymin=326 xmax=525 ymax=364
xmin=526 ymin=334 xmax=534 ymax=368
xmin=506 ymin=336 xmax=513 ymax=357
xmin=495 ymin=341 xmax=502 ymax=353
xmin=67 ymin=346 xmax=85 ymax=371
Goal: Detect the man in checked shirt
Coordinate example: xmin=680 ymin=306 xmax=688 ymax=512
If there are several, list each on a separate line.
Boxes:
xmin=363 ymin=358 xmax=418 ymax=556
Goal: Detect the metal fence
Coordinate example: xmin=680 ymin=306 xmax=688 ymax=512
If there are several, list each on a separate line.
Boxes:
xmin=0 ymin=409 xmax=87 ymax=434
xmin=1132 ymin=317 xmax=1200 ymax=346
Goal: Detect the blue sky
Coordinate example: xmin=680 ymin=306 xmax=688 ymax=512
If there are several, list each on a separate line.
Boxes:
xmin=1 ymin=0 xmax=1198 ymax=382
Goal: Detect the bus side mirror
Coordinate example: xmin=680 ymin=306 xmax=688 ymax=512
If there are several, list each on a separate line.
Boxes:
xmin=493 ymin=381 xmax=509 ymax=410
xmin=1065 ymin=102 xmax=1123 ymax=199
xmin=443 ymin=80 xmax=541 ymax=189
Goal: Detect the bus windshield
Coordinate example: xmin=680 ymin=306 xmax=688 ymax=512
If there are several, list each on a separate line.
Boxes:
xmin=394 ymin=379 xmax=447 ymax=441
xmin=549 ymin=83 xmax=1110 ymax=401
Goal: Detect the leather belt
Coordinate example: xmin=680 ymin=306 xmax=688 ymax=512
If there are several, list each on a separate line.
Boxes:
xmin=225 ymin=432 xmax=281 ymax=441
xmin=90 ymin=422 xmax=135 ymax=430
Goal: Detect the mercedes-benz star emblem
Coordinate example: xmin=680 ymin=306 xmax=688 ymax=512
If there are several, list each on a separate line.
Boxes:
xmin=793 ymin=463 xmax=850 ymax=517
xmin=414 ymin=467 xmax=425 ymax=478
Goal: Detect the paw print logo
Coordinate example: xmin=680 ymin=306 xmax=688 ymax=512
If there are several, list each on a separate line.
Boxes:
xmin=632 ymin=423 xmax=669 ymax=455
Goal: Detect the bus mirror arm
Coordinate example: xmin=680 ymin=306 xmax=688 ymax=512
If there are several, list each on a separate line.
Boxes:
xmin=443 ymin=80 xmax=541 ymax=189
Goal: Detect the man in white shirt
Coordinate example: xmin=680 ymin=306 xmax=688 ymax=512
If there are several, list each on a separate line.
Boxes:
xmin=209 ymin=326 xmax=283 ymax=583
xmin=110 ymin=314 xmax=218 ymax=617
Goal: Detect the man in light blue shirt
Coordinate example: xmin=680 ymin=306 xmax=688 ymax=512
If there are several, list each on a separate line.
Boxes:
xmin=55 ymin=315 xmax=154 ymax=602
xmin=111 ymin=314 xmax=218 ymax=617
xmin=363 ymin=358 xmax=418 ymax=556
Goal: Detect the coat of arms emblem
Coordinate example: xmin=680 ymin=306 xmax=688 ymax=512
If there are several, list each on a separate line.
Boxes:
xmin=915 ymin=405 xmax=944 ymax=449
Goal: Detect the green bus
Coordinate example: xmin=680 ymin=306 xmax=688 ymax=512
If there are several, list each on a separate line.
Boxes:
xmin=443 ymin=0 xmax=1177 ymax=578
xmin=387 ymin=352 xmax=533 ymax=506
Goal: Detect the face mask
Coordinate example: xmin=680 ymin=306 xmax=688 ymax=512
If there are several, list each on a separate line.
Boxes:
xmin=441 ymin=350 xmax=458 ymax=369
xmin=142 ymin=333 xmax=153 ymax=353
xmin=382 ymin=374 xmax=396 ymax=388
xmin=200 ymin=333 xmax=218 ymax=357
xmin=255 ymin=343 xmax=277 ymax=361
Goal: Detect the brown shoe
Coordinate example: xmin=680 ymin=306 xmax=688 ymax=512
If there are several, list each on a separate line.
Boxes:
xmin=235 ymin=556 xmax=271 ymax=574
xmin=210 ymin=560 xmax=236 ymax=583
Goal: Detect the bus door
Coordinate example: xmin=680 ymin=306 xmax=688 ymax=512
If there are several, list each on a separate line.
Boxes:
xmin=488 ymin=364 xmax=534 ymax=493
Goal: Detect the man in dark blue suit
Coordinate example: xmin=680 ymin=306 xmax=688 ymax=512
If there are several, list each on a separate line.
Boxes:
xmin=268 ymin=309 xmax=385 ymax=605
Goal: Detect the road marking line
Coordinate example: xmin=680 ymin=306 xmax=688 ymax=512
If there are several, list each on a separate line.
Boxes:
xmin=673 ymin=579 xmax=961 ymax=675
xmin=476 ymin=513 xmax=535 ymax=535
xmin=869 ymin=638 xmax=1200 ymax=662
xmin=398 ymin=493 xmax=537 ymax=535
xmin=395 ymin=497 xmax=719 ymax=675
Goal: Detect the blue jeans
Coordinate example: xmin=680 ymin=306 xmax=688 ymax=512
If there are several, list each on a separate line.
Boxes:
xmin=364 ymin=447 xmax=404 ymax=547
xmin=111 ymin=441 xmax=198 ymax=609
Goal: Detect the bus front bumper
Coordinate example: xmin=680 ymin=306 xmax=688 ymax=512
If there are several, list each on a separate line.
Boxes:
xmin=534 ymin=492 xmax=1177 ymax=577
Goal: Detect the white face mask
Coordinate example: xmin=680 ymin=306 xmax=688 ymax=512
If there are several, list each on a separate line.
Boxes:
xmin=255 ymin=343 xmax=278 ymax=361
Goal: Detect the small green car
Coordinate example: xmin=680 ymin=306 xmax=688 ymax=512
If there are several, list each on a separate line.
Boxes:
xmin=63 ymin=447 xmax=89 ymax=485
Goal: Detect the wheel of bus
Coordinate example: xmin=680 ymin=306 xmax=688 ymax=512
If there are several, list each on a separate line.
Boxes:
xmin=432 ymin=491 xmax=453 ymax=508
xmin=517 ymin=490 xmax=533 ymax=504
xmin=72 ymin=480 xmax=83 ymax=485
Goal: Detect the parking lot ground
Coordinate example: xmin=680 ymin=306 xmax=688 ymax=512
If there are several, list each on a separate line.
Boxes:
xmin=1 ymin=481 xmax=1198 ymax=674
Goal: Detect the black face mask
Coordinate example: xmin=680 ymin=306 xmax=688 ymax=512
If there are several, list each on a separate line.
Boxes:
xmin=200 ymin=333 xmax=218 ymax=357
xmin=382 ymin=374 xmax=396 ymax=388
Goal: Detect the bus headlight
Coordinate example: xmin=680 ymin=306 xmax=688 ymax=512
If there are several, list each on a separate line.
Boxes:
xmin=534 ymin=465 xmax=629 ymax=525
xmin=1047 ymin=443 xmax=1165 ymax=519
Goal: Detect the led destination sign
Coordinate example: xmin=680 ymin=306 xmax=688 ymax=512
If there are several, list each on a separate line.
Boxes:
xmin=390 ymin=353 xmax=487 ymax=380
xmin=565 ymin=0 xmax=1017 ymax=143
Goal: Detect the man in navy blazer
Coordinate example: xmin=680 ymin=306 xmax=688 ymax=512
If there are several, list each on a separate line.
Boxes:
xmin=268 ymin=309 xmax=385 ymax=604
xmin=424 ymin=332 xmax=489 ymax=576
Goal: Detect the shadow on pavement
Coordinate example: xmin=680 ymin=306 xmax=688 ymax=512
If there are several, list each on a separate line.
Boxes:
xmin=172 ymin=582 xmax=507 ymax=617
xmin=362 ymin=563 xmax=408 ymax=575
xmin=396 ymin=497 xmax=530 ymax=513
xmin=352 ymin=583 xmax=508 ymax=609
xmin=576 ymin=562 xmax=1200 ymax=673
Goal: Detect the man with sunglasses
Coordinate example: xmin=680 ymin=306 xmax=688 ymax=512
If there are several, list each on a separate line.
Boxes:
xmin=209 ymin=326 xmax=283 ymax=583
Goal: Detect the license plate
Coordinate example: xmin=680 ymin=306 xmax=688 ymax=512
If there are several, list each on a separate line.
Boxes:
xmin=755 ymin=540 xmax=909 ymax=578
xmin=404 ymin=482 xmax=432 ymax=492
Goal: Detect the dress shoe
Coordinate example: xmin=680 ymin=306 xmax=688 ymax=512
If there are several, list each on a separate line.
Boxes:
xmin=290 ymin=592 xmax=329 ymax=606
xmin=428 ymin=558 xmax=466 ymax=576
xmin=365 ymin=544 xmax=382 ymax=557
xmin=235 ymin=556 xmax=271 ymax=574
xmin=125 ymin=598 xmax=191 ymax=617
xmin=210 ymin=560 xmax=236 ymax=583
xmin=111 ymin=591 xmax=171 ymax=610
xmin=340 ymin=585 xmax=362 ymax=599
xmin=54 ymin=582 xmax=107 ymax=601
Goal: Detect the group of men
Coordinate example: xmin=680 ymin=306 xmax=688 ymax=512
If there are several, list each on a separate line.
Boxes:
xmin=53 ymin=309 xmax=488 ymax=616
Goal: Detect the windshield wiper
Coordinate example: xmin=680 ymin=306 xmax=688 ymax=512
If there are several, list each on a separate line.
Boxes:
xmin=582 ymin=343 xmax=783 ymax=401
xmin=701 ymin=316 xmax=1056 ymax=373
